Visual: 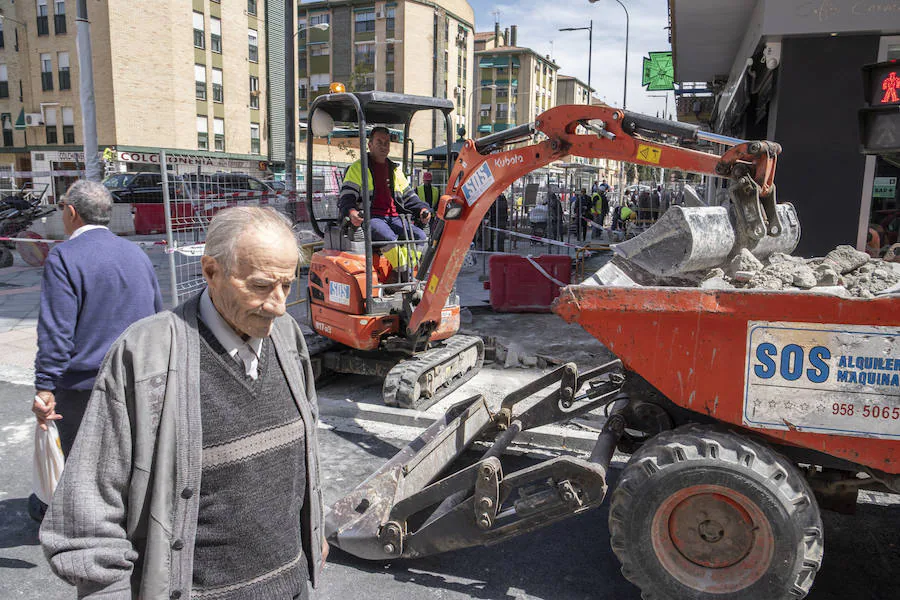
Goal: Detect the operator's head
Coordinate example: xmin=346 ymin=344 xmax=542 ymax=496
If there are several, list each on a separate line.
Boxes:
xmin=423 ymin=171 xmax=433 ymax=183
xmin=202 ymin=206 xmax=298 ymax=339
xmin=368 ymin=126 xmax=392 ymax=163
xmin=60 ymin=180 xmax=112 ymax=236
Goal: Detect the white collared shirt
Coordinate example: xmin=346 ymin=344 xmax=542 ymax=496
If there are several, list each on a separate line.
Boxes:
xmin=198 ymin=289 xmax=263 ymax=379
xmin=69 ymin=224 xmax=108 ymax=240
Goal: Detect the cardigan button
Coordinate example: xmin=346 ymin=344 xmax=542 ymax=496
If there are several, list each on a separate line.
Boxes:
xmin=180 ymin=487 xmax=194 ymax=499
xmin=170 ymin=591 xmax=182 ymax=599
xmin=171 ymin=539 xmax=184 ymax=551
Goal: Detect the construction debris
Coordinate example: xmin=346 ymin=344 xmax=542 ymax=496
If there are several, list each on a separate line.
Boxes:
xmin=590 ymin=245 xmax=900 ymax=297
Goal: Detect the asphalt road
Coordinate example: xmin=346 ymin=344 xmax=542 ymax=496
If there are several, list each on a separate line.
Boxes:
xmin=1 ymin=379 xmax=898 ymax=599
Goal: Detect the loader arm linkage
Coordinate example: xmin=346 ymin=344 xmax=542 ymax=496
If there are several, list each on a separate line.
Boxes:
xmin=325 ymin=360 xmax=629 ymax=559
xmin=407 ymin=104 xmax=781 ymax=340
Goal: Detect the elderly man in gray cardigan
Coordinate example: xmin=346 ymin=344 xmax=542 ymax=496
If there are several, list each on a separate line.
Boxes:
xmin=41 ymin=206 xmax=327 ymax=600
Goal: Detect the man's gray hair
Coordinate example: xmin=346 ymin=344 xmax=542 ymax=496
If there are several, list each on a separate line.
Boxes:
xmin=63 ymin=180 xmax=112 ymax=225
xmin=204 ymin=206 xmax=297 ymax=273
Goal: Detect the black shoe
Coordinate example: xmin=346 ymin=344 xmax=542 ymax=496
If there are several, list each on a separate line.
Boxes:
xmin=28 ymin=493 xmax=47 ymax=523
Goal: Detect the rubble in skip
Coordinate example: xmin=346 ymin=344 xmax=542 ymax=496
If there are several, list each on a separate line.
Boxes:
xmin=586 ymin=245 xmax=900 ymax=297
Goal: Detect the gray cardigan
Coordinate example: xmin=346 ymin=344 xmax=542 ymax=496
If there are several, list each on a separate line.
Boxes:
xmin=40 ymin=295 xmax=324 ymax=599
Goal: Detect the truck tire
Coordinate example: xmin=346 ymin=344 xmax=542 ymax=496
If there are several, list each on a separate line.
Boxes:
xmin=609 ymin=424 xmax=823 ymax=600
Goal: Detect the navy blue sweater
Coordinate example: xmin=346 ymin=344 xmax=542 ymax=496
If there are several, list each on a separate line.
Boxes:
xmin=35 ymin=228 xmax=163 ymax=391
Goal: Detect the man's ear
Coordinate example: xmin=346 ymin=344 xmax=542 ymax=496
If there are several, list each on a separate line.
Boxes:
xmin=200 ymin=255 xmax=219 ymax=284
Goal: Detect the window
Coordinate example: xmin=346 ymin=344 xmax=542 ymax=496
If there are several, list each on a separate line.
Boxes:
xmin=212 ymin=68 xmax=223 ymax=103
xmin=54 ymin=0 xmax=66 ymax=34
xmin=385 ymin=73 xmax=394 ymax=92
xmin=213 ymin=117 xmax=224 ymax=151
xmin=298 ymin=79 xmax=307 ymax=100
xmin=310 ymin=45 xmax=329 ymax=57
xmin=0 ymin=19 xmax=5 ymax=48
xmin=62 ymin=107 xmax=74 ymax=143
xmin=2 ymin=113 xmax=12 ymax=146
xmin=193 ymin=12 xmax=204 ymax=49
xmin=355 ymin=43 xmax=375 ymax=68
xmin=45 ymin=107 xmax=57 ymax=144
xmin=210 ymin=17 xmax=221 ymax=53
xmin=0 ymin=65 xmax=7 ymax=99
xmin=355 ymin=10 xmax=375 ymax=34
xmin=250 ymin=124 xmax=260 ymax=154
xmin=41 ymin=54 xmax=53 ymax=91
xmin=247 ymin=0 xmax=257 ymax=16
xmin=197 ymin=116 xmax=208 ymax=149
xmin=298 ymin=50 xmax=307 ymax=73
xmin=195 ymin=64 xmax=206 ymax=100
xmin=249 ymin=75 xmax=259 ymax=109
xmin=37 ymin=0 xmax=49 ymax=35
xmin=310 ymin=73 xmax=330 ymax=92
xmin=297 ymin=18 xmax=307 ymax=43
xmin=496 ymin=88 xmax=508 ymax=99
xmin=310 ymin=14 xmax=329 ymax=27
xmin=248 ymin=29 xmax=258 ymax=62
xmin=386 ymin=7 xmax=395 ymax=36
xmin=58 ymin=52 xmax=70 ymax=90
xmin=386 ymin=44 xmax=395 ymax=69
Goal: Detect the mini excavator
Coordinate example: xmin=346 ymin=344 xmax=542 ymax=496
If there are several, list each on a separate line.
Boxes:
xmin=306 ymin=90 xmax=795 ymax=411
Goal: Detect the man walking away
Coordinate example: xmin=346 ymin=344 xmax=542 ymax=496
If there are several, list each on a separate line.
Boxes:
xmin=41 ymin=206 xmax=326 ymax=599
xmin=30 ymin=180 xmax=162 ymax=521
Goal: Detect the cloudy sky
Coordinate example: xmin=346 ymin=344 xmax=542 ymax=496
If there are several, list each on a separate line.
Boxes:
xmin=469 ymin=0 xmax=672 ymax=116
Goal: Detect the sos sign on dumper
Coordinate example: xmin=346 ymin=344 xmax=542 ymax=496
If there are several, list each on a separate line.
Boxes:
xmin=744 ymin=321 xmax=900 ymax=439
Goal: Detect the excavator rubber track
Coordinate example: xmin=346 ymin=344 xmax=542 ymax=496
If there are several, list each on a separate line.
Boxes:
xmin=383 ymin=334 xmax=484 ymax=410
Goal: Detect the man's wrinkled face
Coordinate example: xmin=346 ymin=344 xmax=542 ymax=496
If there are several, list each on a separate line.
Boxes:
xmin=368 ymin=131 xmax=391 ymax=163
xmin=202 ymin=228 xmax=298 ymax=339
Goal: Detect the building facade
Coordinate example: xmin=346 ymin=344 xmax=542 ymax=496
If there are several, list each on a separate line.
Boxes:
xmin=294 ymin=0 xmax=474 ymax=159
xmin=0 ymin=0 xmax=270 ymax=201
xmin=669 ymin=0 xmax=900 ymax=257
xmin=473 ymin=25 xmax=558 ymax=137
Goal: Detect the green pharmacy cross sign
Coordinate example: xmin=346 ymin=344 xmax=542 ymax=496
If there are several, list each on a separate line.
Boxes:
xmin=642 ymin=51 xmax=674 ymax=91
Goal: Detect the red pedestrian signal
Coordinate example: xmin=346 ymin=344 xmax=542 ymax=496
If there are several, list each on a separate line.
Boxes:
xmin=881 ymin=71 xmax=900 ymax=104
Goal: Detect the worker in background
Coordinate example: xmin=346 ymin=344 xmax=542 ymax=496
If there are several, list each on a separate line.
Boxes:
xmin=573 ymin=188 xmax=592 ymax=242
xmin=590 ymin=187 xmax=609 ymax=239
xmin=487 ymin=193 xmax=509 ymax=252
xmin=339 ymin=127 xmax=431 ymax=281
xmin=416 ymin=171 xmax=441 ymax=211
xmin=547 ymin=193 xmax=564 ymax=241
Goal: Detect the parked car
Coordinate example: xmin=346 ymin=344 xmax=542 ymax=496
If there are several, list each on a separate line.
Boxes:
xmin=103 ymin=172 xmax=188 ymax=203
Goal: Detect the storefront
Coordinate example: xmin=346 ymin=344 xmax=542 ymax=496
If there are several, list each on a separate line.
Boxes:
xmin=669 ymin=0 xmax=900 ymax=257
xmin=108 ymin=150 xmax=268 ymax=177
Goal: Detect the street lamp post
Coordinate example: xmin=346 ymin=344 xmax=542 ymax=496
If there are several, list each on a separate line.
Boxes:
xmin=286 ymin=21 xmax=330 ymax=196
xmin=558 ymin=21 xmax=592 ymax=99
xmin=589 ymin=0 xmax=629 ymax=195
xmin=468 ymin=84 xmax=496 ymax=139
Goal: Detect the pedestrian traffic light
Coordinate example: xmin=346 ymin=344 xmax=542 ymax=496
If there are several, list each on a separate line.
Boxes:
xmin=859 ymin=60 xmax=900 ymax=154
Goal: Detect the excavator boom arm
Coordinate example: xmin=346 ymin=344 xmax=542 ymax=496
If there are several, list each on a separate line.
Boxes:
xmin=407 ymin=104 xmax=781 ymax=338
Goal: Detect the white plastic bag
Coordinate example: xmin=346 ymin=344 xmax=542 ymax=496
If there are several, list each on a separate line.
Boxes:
xmin=32 ymin=396 xmax=65 ymax=505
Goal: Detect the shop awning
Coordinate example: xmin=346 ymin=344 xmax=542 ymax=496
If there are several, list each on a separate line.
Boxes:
xmin=479 ymin=58 xmax=495 ymax=68
xmin=478 ymin=125 xmax=492 ymax=133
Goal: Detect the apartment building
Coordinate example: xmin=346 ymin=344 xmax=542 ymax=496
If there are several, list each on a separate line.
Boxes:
xmin=0 ymin=0 xmax=269 ymax=200
xmin=294 ymin=0 xmax=475 ymax=158
xmin=473 ymin=24 xmax=558 ymax=137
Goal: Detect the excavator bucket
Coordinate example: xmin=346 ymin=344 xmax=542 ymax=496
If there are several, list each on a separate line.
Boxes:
xmin=325 ymin=361 xmax=630 ymax=560
xmin=612 ymin=203 xmax=801 ymax=278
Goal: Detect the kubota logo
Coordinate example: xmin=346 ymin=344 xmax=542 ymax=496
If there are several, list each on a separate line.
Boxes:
xmin=494 ymin=154 xmax=524 ymax=169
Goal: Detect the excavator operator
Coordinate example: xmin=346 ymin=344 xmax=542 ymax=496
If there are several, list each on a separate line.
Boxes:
xmin=339 ymin=126 xmax=432 ymax=280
